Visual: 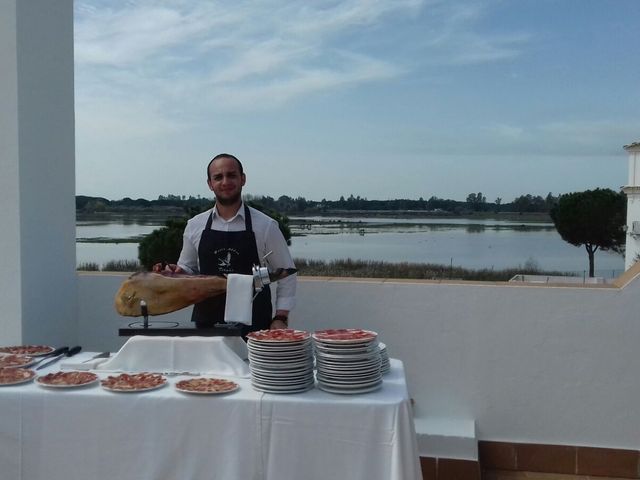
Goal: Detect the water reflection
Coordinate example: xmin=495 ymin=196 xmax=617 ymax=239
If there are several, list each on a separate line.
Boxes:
xmin=75 ymin=216 xmax=624 ymax=275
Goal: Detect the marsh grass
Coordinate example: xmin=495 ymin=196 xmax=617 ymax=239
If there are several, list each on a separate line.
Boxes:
xmin=103 ymin=260 xmax=142 ymax=272
xmin=79 ymin=256 xmax=573 ymax=281
xmin=294 ymin=258 xmax=572 ymax=282
xmin=77 ymin=262 xmax=100 ymax=271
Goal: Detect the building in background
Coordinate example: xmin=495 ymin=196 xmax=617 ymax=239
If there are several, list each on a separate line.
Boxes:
xmin=623 ymin=141 xmax=640 ymax=270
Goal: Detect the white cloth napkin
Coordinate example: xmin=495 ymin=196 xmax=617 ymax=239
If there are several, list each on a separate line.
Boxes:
xmin=224 ymin=273 xmax=254 ymax=326
xmin=95 ymin=336 xmax=250 ymax=378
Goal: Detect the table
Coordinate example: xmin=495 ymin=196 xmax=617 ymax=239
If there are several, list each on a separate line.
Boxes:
xmin=0 ymin=355 xmax=420 ymax=480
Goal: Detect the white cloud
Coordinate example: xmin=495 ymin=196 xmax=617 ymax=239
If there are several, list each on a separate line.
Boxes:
xmin=74 ymin=0 xmax=524 ymax=114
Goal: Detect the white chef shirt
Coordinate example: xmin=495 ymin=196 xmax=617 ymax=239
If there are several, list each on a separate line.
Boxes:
xmin=177 ymin=203 xmax=296 ymax=312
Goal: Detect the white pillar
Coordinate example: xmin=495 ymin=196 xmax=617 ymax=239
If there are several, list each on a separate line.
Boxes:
xmin=623 ymin=142 xmax=640 ymax=271
xmin=0 ymin=0 xmax=77 ymax=345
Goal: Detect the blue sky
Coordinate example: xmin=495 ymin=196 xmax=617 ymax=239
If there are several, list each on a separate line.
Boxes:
xmin=74 ymin=0 xmax=640 ymax=203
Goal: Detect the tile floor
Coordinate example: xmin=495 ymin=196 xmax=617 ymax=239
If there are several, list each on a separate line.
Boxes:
xmin=484 ymin=470 xmax=632 ymax=480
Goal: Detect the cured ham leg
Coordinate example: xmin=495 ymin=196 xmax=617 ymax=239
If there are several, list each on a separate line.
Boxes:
xmin=114 ymin=272 xmax=228 ymax=316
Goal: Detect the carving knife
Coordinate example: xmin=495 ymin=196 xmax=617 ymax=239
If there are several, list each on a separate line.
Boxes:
xmin=268 ymin=268 xmax=297 ymax=282
xmin=37 ymin=345 xmax=82 ymax=370
xmin=31 ymin=346 xmax=69 ymax=369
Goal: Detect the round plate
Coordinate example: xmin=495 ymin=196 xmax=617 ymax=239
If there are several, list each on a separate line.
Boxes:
xmin=317 ymin=382 xmax=382 ymax=395
xmin=0 ymin=345 xmax=55 ymax=356
xmin=247 ymin=343 xmax=312 ymax=355
xmin=101 ymin=373 xmax=167 ymax=393
xmin=249 ymin=358 xmax=313 ymax=370
xmin=252 ymin=381 xmax=315 ymax=394
xmin=0 ymin=353 xmax=36 ymax=369
xmin=247 ymin=329 xmax=310 ymax=343
xmin=36 ymin=371 xmax=99 ymax=388
xmin=102 ymin=382 xmax=167 ymax=393
xmin=175 ymin=377 xmax=239 ymax=395
xmin=0 ymin=367 xmax=36 ymax=386
xmin=317 ymin=372 xmax=382 ymax=385
xmin=315 ymin=350 xmax=380 ymax=361
xmin=312 ymin=329 xmax=377 ymax=344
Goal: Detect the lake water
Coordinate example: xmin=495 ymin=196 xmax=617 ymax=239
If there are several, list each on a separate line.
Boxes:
xmin=76 ymin=216 xmax=625 ymax=277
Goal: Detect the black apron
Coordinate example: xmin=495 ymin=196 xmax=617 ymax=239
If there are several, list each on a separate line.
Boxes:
xmin=191 ymin=205 xmax=272 ymax=335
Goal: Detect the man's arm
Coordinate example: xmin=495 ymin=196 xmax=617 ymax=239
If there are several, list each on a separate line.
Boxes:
xmin=175 ymin=221 xmax=199 ymax=274
xmin=264 ymin=220 xmax=296 ymax=328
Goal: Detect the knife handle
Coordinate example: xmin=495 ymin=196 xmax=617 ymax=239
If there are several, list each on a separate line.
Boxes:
xmin=67 ymin=346 xmax=82 ymax=357
xmin=50 ymin=346 xmax=70 ymax=357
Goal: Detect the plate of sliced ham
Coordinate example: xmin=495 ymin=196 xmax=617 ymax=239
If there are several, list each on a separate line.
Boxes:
xmin=101 ymin=373 xmax=167 ymax=393
xmin=36 ymin=371 xmax=99 ymax=388
xmin=0 ymin=353 xmax=35 ymax=369
xmin=175 ymin=377 xmax=239 ymax=395
xmin=0 ymin=345 xmax=55 ymax=356
xmin=312 ymin=329 xmax=377 ymax=344
xmin=247 ymin=329 xmax=310 ymax=343
xmin=0 ymin=367 xmax=36 ymax=386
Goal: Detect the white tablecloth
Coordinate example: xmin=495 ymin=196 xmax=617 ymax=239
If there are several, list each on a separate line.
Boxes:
xmin=0 ymin=355 xmax=420 ymax=480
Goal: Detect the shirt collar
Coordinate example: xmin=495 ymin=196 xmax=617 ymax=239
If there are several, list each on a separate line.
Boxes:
xmin=213 ymin=201 xmax=245 ymax=222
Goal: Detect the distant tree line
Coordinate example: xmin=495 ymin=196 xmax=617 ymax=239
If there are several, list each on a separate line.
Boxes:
xmin=76 ymin=194 xmax=212 ymax=215
xmin=243 ymin=192 xmax=559 ymax=214
xmin=76 ymin=192 xmax=560 ymax=215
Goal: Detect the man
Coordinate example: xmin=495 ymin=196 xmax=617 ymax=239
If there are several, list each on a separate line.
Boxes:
xmin=157 ymin=153 xmax=296 ymax=332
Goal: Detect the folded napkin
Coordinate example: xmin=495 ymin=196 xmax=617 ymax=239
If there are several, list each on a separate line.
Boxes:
xmin=224 ymin=273 xmax=254 ymax=326
xmin=95 ymin=336 xmax=250 ymax=378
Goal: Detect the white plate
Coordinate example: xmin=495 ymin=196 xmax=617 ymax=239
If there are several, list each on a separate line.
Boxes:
xmin=317 ymin=375 xmax=382 ymax=386
xmin=175 ymin=379 xmax=239 ymax=395
xmin=315 ymin=350 xmax=380 ymax=361
xmin=249 ymin=359 xmax=313 ymax=370
xmin=314 ymin=342 xmax=378 ymax=353
xmin=317 ymin=382 xmax=382 ymax=395
xmin=248 ymin=350 xmax=312 ymax=360
xmin=0 ymin=345 xmax=55 ymax=356
xmin=251 ymin=370 xmax=315 ymax=381
xmin=0 ymin=353 xmax=36 ymax=369
xmin=247 ymin=329 xmax=311 ymax=343
xmin=318 ymin=376 xmax=382 ymax=388
xmin=102 ymin=382 xmax=167 ymax=393
xmin=312 ymin=329 xmax=377 ymax=344
xmin=316 ymin=358 xmax=381 ymax=369
xmin=252 ymin=381 xmax=315 ymax=394
xmin=36 ymin=374 xmax=99 ymax=389
xmin=0 ymin=368 xmax=36 ymax=386
xmin=248 ymin=342 xmax=312 ymax=352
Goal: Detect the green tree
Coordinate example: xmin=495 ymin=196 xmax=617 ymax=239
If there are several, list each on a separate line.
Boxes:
xmin=550 ymin=188 xmax=626 ymax=277
xmin=138 ymin=218 xmax=187 ymax=270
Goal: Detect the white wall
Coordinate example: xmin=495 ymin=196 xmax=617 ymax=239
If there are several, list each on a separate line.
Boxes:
xmin=0 ymin=0 xmax=77 ymax=345
xmin=78 ymin=273 xmax=640 ymax=450
xmin=624 ymin=146 xmax=640 ymax=270
xmin=0 ymin=0 xmax=22 ymax=344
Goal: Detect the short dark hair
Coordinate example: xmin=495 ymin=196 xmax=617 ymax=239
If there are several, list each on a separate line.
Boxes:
xmin=207 ymin=153 xmax=244 ymax=180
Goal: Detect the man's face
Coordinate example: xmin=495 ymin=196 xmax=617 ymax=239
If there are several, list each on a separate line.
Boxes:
xmin=207 ymin=156 xmax=246 ymax=206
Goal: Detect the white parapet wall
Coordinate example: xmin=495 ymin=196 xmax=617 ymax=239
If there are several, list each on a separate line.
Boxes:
xmin=78 ymin=269 xmax=640 ymax=452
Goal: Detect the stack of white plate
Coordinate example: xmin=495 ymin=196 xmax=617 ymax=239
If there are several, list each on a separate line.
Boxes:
xmin=313 ymin=329 xmax=382 ymax=394
xmin=379 ymin=342 xmax=391 ymax=375
xmin=247 ymin=329 xmax=314 ymax=394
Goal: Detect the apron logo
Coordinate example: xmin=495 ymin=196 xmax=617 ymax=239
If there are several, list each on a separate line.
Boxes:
xmin=213 ymin=248 xmax=240 ymax=272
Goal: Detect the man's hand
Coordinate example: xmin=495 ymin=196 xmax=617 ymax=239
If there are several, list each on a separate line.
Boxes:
xmin=270 ymin=310 xmax=289 ymax=330
xmin=269 ymin=319 xmax=288 ymax=330
xmin=152 ymin=262 xmax=184 ymax=274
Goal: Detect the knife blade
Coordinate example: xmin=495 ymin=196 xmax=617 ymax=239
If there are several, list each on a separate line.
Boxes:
xmin=37 ymin=345 xmax=81 ymax=370
xmin=82 ymin=351 xmax=110 ymax=363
